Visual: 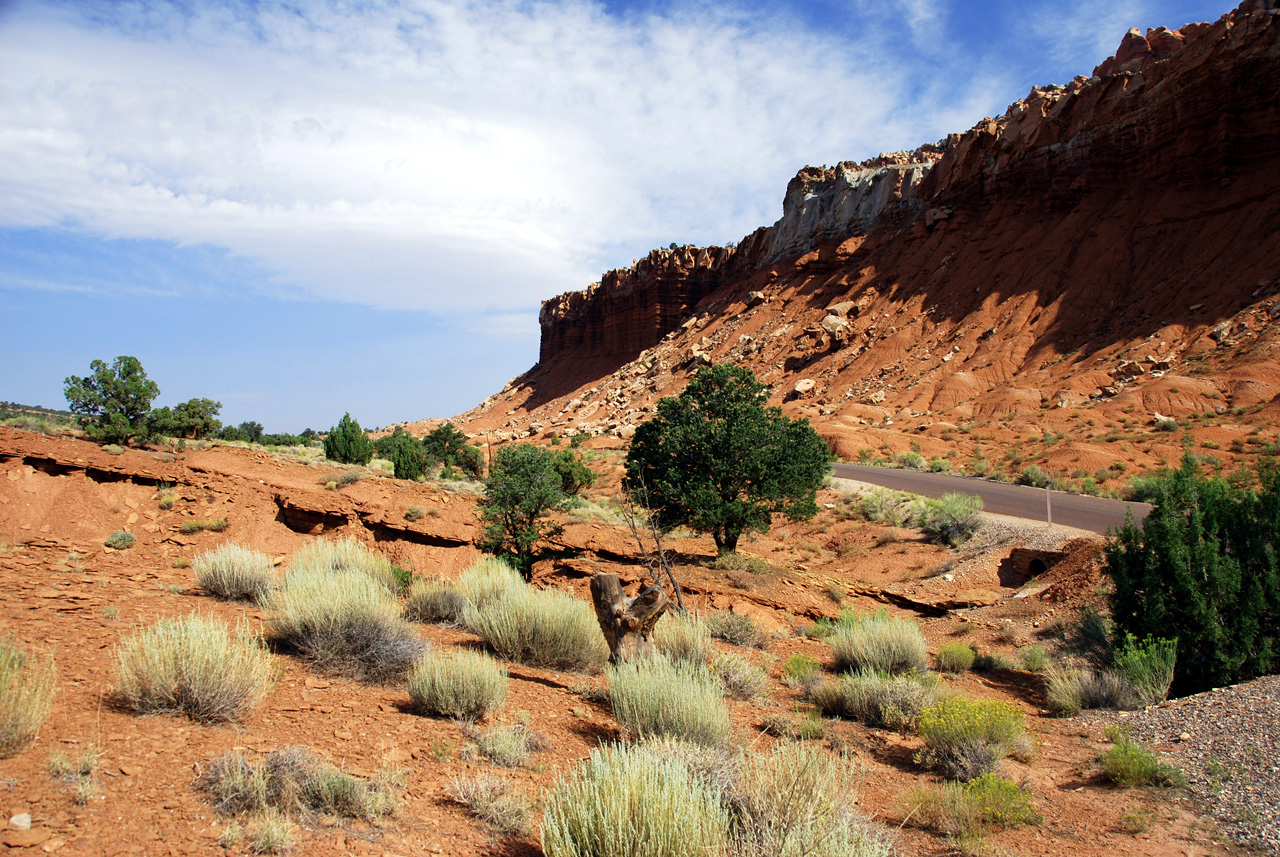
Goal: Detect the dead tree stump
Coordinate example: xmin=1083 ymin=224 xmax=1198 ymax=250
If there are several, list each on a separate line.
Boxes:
xmin=590 ymin=573 xmax=671 ymax=664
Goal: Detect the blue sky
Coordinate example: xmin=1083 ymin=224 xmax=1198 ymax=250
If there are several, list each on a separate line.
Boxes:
xmin=0 ymin=0 xmax=1233 ymax=433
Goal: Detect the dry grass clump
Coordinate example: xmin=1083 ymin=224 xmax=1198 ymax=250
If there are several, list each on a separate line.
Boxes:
xmin=112 ymin=613 xmax=272 ymax=723
xmin=654 ymin=610 xmax=714 ymax=666
xmin=916 ymin=696 xmax=1029 ymax=781
xmin=711 ymin=653 xmax=770 ymax=701
xmin=0 ymin=637 xmax=56 ymax=756
xmin=193 ymin=543 xmax=274 ymax=602
xmin=467 ymin=584 xmax=609 ymax=673
xmin=759 ymin=710 xmax=828 ymax=741
xmin=265 ymin=566 xmax=425 ymax=683
xmin=447 ymin=773 xmax=531 ymax=836
xmin=456 ymin=558 xmax=526 ymax=614
xmin=936 ymin=642 xmax=975 ymax=673
xmin=199 ymin=745 xmax=400 ymax=821
xmin=809 ymin=670 xmax=944 ymax=731
xmin=407 ymin=649 xmax=508 ymax=720
xmin=1100 ymin=736 xmax=1186 ymax=788
xmin=289 ymin=536 xmax=399 ymax=593
xmin=405 ymin=578 xmax=468 ymax=624
xmin=181 ymin=518 xmax=229 ymax=534
xmin=1043 ymin=667 xmax=1140 ymax=716
xmin=706 ymin=611 xmax=772 ymax=649
xmin=541 ymin=742 xmax=731 ymax=857
xmin=608 ymin=657 xmax=730 ymax=746
xmin=460 ymin=722 xmax=550 ymax=769
xmin=829 ymin=610 xmax=928 ymax=675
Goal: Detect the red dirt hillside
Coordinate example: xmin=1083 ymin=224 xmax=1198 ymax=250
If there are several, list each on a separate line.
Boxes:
xmin=451 ymin=0 xmax=1280 ymax=485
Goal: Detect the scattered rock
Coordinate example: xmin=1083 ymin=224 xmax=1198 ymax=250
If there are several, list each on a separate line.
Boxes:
xmin=8 ymin=815 xmax=31 ymax=831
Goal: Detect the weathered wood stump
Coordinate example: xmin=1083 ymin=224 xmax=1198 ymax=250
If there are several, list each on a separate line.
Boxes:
xmin=589 ymin=573 xmax=671 ymax=664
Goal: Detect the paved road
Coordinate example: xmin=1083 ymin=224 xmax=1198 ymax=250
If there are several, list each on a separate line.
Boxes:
xmin=831 ymin=463 xmax=1151 ymax=534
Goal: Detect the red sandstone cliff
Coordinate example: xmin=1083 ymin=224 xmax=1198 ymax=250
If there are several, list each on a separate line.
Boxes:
xmin=455 ymin=1 xmax=1280 ymax=479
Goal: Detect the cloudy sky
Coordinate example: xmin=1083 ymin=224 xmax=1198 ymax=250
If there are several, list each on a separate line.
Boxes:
xmin=0 ymin=0 xmax=1231 ymax=432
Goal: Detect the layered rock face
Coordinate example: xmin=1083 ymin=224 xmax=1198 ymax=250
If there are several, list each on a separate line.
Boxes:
xmin=461 ymin=2 xmax=1280 ymax=457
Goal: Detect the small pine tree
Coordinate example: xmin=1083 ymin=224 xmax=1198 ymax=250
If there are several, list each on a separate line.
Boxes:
xmin=1106 ymin=455 xmax=1280 ymax=695
xmin=323 ymin=413 xmax=373 ymax=465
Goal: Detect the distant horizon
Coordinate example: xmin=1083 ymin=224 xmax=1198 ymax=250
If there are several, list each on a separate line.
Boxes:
xmin=1 ymin=0 xmax=1235 ymax=433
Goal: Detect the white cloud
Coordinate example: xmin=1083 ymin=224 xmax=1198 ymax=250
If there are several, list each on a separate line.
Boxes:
xmin=0 ymin=0 xmax=1008 ymax=313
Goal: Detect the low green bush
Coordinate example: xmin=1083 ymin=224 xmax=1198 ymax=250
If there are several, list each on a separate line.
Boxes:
xmin=1112 ymin=635 xmax=1177 ymax=706
xmin=860 ymin=489 xmax=915 ymax=527
xmin=407 ymin=649 xmax=508 ymax=720
xmin=193 ymin=543 xmax=274 ymax=603
xmin=467 ymin=584 xmax=609 ymax=673
xmin=405 ymin=578 xmax=468 ymax=624
xmin=461 ymin=722 xmax=547 ymax=768
xmin=916 ymin=696 xmax=1027 ymax=781
xmin=0 ymin=637 xmax=56 ymax=756
xmin=918 ymin=493 xmax=983 ymax=547
xmin=809 ymin=670 xmax=943 ymax=731
xmin=542 ymin=742 xmax=730 ymax=857
xmin=936 ymin=642 xmax=975 ymax=673
xmin=265 ymin=566 xmax=425 ymax=683
xmin=608 ymin=657 xmax=730 ymax=746
xmin=404 ymin=506 xmax=425 ymax=521
xmin=654 ymin=611 xmax=714 ymax=666
xmin=181 ymin=518 xmax=229 ymax=534
xmin=1100 ymin=737 xmax=1186 ymax=788
xmin=781 ymin=653 xmax=821 ymax=687
xmin=1018 ymin=644 xmax=1050 ymax=673
xmin=199 ymin=745 xmax=399 ymax=820
xmin=904 ymin=773 xmax=1041 ymax=838
xmin=104 ymin=531 xmax=135 ymax=550
xmin=829 ymin=610 xmax=928 ymax=675
xmin=707 ymin=611 xmax=771 ymax=649
xmin=112 ymin=613 xmax=273 ymax=723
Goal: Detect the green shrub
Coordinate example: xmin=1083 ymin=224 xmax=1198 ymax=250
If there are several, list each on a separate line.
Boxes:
xmin=654 ymin=611 xmax=714 ymax=666
xmin=1016 ymin=465 xmax=1052 ymax=489
xmin=919 ymin=493 xmax=984 ymax=547
xmin=467 ymin=584 xmax=609 ymax=673
xmin=711 ymin=653 xmax=770 ymax=700
xmin=199 ymin=745 xmax=399 ymax=820
xmin=0 ymin=638 xmax=56 ymax=756
xmin=104 ymin=531 xmax=136 ymax=550
xmin=781 ymin=653 xmax=821 ymax=687
xmin=542 ymin=742 xmax=730 ymax=857
xmin=707 ymin=611 xmax=770 ymax=649
xmin=265 ymin=566 xmax=425 ymax=683
xmin=289 ymin=537 xmax=399 ymax=594
xmin=809 ymin=670 xmax=943 ymax=730
xmin=404 ymin=506 xmax=425 ymax=521
xmin=1018 ymin=644 xmax=1050 ymax=673
xmin=1107 ymin=456 xmax=1280 ymax=694
xmin=447 ymin=773 xmax=531 ymax=836
xmin=829 ymin=610 xmax=928 ymax=675
xmin=112 ymin=613 xmax=273 ymax=723
xmin=608 ymin=657 xmax=730 ymax=746
xmin=159 ymin=494 xmax=176 ymax=510
xmin=405 ymin=578 xmax=467 ymax=624
xmin=323 ymin=413 xmax=373 ymax=465
xmin=904 ymin=773 xmax=1040 ymax=837
xmin=193 ymin=543 xmax=274 ymax=603
xmin=759 ymin=710 xmax=828 ymax=741
xmin=456 ymin=558 xmax=526 ymax=615
xmin=897 ymin=452 xmax=927 ymax=471
xmin=1100 ymin=738 xmax=1186 ymax=788
xmin=916 ymin=696 xmax=1027 ymax=780
xmin=335 ymin=470 xmax=363 ymax=488
xmin=860 ymin=489 xmax=915 ymax=527
xmin=1112 ymin=635 xmax=1177 ymax=705
xmin=1043 ymin=668 xmax=1139 ymax=716
xmin=732 ymin=742 xmax=892 ymax=857
xmin=407 ymin=649 xmax=508 ymax=720
xmin=936 ymin=643 xmax=975 ymax=673
xmin=462 ymin=722 xmax=546 ymax=768
xmin=181 ymin=518 xmax=229 ymax=534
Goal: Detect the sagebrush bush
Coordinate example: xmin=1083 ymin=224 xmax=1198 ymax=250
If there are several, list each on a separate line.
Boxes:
xmin=193 ymin=543 xmax=274 ymax=602
xmin=1101 ymin=737 xmax=1186 ymax=788
xmin=447 ymin=773 xmax=530 ymax=836
xmin=104 ymin=531 xmax=135 ymax=550
xmin=936 ymin=642 xmax=975 ymax=673
xmin=0 ymin=637 xmax=56 ymax=756
xmin=711 ymin=653 xmax=770 ymax=700
xmin=1112 ymin=635 xmax=1177 ymax=705
xmin=919 ymin=492 xmax=983 ymax=547
xmin=462 ymin=722 xmax=546 ymax=768
xmin=541 ymin=742 xmax=730 ymax=857
xmin=759 ymin=710 xmax=827 ymax=741
xmin=199 ymin=745 xmax=400 ymax=820
xmin=456 ymin=558 xmax=526 ymax=616
xmin=608 ymin=657 xmax=730 ymax=746
xmin=916 ymin=696 xmax=1027 ymax=780
xmin=112 ymin=613 xmax=272 ymax=723
xmin=467 ymin=584 xmax=609 ymax=673
xmin=733 ymin=742 xmax=891 ymax=857
xmin=405 ymin=578 xmax=467 ymax=624
xmin=289 ymin=537 xmax=399 ymax=594
xmin=1043 ymin=667 xmax=1139 ymax=716
xmin=654 ymin=610 xmax=714 ymax=666
xmin=265 ymin=566 xmax=425 ymax=683
xmin=707 ymin=611 xmax=770 ymax=649
xmin=407 ymin=649 xmax=508 ymax=720
xmin=404 ymin=506 xmax=426 ymax=522
xmin=829 ymin=610 xmax=928 ymax=675
xmin=809 ymin=670 xmax=943 ymax=731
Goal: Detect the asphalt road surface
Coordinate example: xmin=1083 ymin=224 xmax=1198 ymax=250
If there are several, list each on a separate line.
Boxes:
xmin=831 ymin=463 xmax=1151 ymax=535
